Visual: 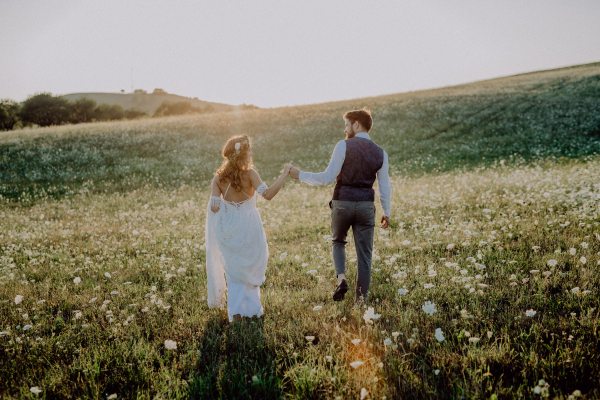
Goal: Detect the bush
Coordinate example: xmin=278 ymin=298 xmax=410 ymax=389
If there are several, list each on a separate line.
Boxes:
xmin=94 ymin=103 xmax=125 ymax=121
xmin=69 ymin=98 xmax=97 ymax=123
xmin=0 ymin=99 xmax=21 ymax=130
xmin=124 ymin=108 xmax=148 ymax=119
xmin=153 ymin=101 xmax=207 ymax=117
xmin=20 ymin=93 xmax=71 ymax=127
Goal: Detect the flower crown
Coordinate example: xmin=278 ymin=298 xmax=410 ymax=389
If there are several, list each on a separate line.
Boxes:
xmin=227 ymin=137 xmax=250 ymax=161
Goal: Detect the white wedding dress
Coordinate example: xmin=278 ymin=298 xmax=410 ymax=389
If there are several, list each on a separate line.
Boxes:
xmin=205 ymin=183 xmax=269 ymax=321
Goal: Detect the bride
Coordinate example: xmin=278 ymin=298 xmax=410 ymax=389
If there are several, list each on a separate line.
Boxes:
xmin=205 ymin=135 xmax=292 ymax=322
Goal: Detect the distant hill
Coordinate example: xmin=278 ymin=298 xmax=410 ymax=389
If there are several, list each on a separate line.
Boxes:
xmin=61 ymin=91 xmax=242 ymax=114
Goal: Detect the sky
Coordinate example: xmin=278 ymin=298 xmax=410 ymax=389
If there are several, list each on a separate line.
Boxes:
xmin=1 ymin=0 xmax=600 ymax=108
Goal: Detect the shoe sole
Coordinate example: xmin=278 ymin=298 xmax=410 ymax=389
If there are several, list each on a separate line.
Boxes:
xmin=333 ymin=287 xmax=348 ymax=301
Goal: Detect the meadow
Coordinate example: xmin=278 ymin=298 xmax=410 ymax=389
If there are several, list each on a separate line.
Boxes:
xmin=1 ymin=63 xmax=600 ymax=399
xmin=1 ymin=62 xmax=599 ymax=203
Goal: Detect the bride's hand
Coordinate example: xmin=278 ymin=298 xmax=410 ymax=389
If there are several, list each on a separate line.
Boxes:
xmin=283 ymin=163 xmax=293 ymax=175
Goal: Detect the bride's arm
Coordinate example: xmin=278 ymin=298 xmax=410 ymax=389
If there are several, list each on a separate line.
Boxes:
xmin=249 ymin=165 xmax=291 ymax=201
xmin=210 ymin=176 xmax=222 ymax=212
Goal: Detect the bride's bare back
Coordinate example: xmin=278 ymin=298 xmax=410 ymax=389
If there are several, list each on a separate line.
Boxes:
xmin=216 ymin=172 xmax=255 ymax=203
xmin=209 ymin=143 xmax=293 ymax=214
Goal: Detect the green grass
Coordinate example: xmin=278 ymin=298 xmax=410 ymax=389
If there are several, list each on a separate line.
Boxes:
xmin=1 ymin=158 xmax=599 ymax=398
xmin=1 ymin=62 xmax=600 ymax=399
xmin=1 ymin=62 xmax=599 ymax=204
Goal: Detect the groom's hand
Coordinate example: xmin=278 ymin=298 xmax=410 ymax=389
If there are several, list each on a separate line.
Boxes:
xmin=289 ymin=167 xmax=301 ymax=179
xmin=380 ymin=216 xmax=389 ymax=229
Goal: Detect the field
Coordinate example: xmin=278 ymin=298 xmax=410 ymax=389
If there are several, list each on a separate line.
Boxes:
xmin=1 ymin=63 xmax=600 ymax=399
xmin=2 ymin=62 xmax=600 ymax=203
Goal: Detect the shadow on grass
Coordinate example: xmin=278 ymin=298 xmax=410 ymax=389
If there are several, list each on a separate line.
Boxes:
xmin=189 ymin=312 xmax=282 ymax=400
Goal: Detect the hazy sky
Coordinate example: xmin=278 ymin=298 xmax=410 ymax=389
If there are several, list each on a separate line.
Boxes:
xmin=1 ymin=1 xmax=599 ymax=108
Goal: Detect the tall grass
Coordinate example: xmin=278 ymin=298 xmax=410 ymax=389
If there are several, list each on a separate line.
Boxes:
xmin=1 ymin=157 xmax=599 ymax=398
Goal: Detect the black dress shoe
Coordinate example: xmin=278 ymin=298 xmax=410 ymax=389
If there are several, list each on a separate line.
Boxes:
xmin=333 ymin=279 xmax=348 ymax=301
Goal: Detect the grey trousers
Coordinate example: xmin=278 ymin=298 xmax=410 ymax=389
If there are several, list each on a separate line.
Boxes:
xmin=330 ymin=200 xmax=376 ymax=302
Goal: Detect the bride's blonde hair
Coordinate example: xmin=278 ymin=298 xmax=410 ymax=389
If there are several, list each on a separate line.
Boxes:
xmin=215 ymin=135 xmax=253 ymax=191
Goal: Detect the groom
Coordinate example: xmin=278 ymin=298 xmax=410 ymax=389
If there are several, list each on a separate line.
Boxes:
xmin=290 ymin=107 xmax=391 ymax=304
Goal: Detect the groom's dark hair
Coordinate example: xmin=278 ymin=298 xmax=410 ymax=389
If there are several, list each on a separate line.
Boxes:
xmin=343 ymin=107 xmax=373 ymax=132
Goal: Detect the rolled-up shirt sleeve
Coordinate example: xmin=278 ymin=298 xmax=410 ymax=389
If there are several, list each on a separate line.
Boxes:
xmin=299 ymin=141 xmax=346 ymax=186
xmin=376 ymin=152 xmax=392 ymax=217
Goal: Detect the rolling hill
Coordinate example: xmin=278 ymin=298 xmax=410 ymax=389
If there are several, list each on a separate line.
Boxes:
xmin=1 ymin=61 xmax=600 ymax=202
xmin=61 ymin=91 xmax=239 ymax=115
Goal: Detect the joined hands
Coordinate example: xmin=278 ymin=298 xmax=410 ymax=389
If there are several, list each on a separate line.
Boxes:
xmin=289 ymin=166 xmax=300 ymax=179
xmin=282 ymin=163 xmax=300 ymax=179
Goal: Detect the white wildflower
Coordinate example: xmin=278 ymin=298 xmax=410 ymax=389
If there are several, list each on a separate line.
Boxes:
xmin=422 ymin=301 xmax=437 ymax=316
xmin=435 ymin=328 xmax=445 ymax=342
xmin=164 ymin=340 xmax=177 ymax=350
xmin=363 ymin=307 xmax=381 ymax=324
xmin=361 ymin=388 xmax=368 ymax=400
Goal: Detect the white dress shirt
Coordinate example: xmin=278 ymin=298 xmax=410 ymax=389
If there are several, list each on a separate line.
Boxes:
xmin=299 ymin=132 xmax=392 ymax=217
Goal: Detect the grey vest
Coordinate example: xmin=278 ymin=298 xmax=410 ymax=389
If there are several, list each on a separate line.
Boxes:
xmin=332 ymin=137 xmax=384 ymax=202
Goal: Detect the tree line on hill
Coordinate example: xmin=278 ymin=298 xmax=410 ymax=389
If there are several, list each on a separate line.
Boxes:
xmin=0 ymin=94 xmax=147 ymax=130
xmin=0 ymin=92 xmax=254 ymax=131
